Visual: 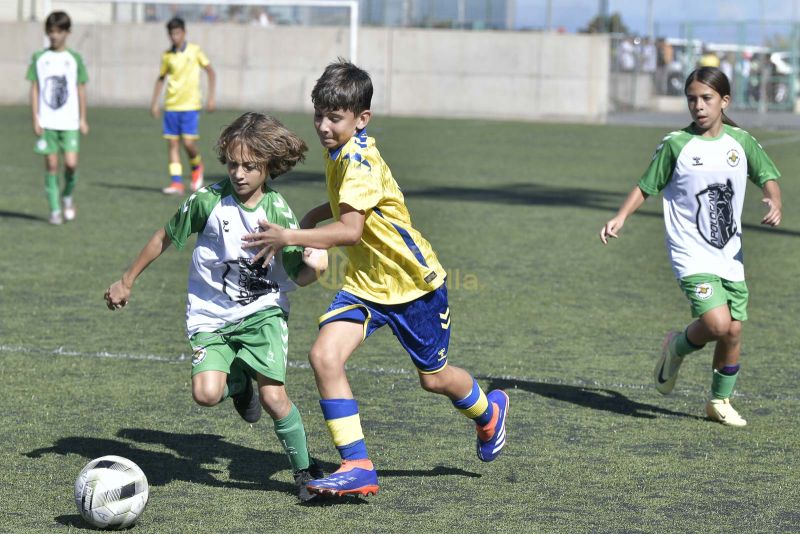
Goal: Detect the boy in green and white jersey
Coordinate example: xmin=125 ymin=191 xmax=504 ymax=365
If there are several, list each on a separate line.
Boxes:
xmin=27 ymin=11 xmax=89 ymax=225
xmin=105 ymin=113 xmax=328 ymax=501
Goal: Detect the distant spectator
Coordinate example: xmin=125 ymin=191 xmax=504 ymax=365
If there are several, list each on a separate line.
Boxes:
xmin=640 ymin=38 xmax=657 ymax=74
xmin=201 ymin=6 xmax=219 ymax=23
xmin=250 ymin=7 xmax=273 ymax=27
xmin=144 ymin=5 xmax=158 ymax=22
xmin=655 ymin=37 xmax=674 ymax=94
xmin=617 ymin=37 xmax=636 ymax=72
xmin=720 ymin=53 xmax=734 ymax=87
xmin=698 ymin=47 xmax=720 ymax=68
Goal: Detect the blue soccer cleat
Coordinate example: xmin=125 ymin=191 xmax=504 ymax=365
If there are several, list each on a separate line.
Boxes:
xmin=476 ymin=389 xmax=509 ymax=462
xmin=306 ymin=459 xmax=379 ymax=497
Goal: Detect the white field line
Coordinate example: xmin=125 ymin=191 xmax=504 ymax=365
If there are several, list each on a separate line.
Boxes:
xmin=1 ymin=344 xmax=796 ymax=401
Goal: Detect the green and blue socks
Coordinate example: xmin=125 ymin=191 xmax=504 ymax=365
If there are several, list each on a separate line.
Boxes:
xmin=712 ymin=365 xmax=740 ymax=400
xmin=672 ymin=327 xmax=740 ymax=399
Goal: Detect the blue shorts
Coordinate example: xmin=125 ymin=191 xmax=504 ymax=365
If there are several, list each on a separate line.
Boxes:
xmin=319 ymin=284 xmax=451 ymax=374
xmin=163 ymin=110 xmax=200 ymax=139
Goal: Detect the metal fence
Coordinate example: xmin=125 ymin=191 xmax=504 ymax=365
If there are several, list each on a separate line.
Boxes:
xmin=609 ymin=21 xmax=800 ymax=114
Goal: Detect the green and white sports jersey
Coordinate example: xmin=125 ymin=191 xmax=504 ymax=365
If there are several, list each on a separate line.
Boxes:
xmin=166 ymin=179 xmax=305 ymax=337
xmin=26 ymin=48 xmax=88 ymax=131
xmin=638 ymin=124 xmax=780 ymax=282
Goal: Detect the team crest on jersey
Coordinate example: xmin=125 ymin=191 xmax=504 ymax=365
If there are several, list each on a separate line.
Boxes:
xmin=694 ymin=283 xmax=714 ymax=300
xmin=43 ymin=75 xmax=68 ymax=109
xmin=222 ymin=257 xmax=279 ymax=305
xmin=191 ymin=347 xmax=207 ymax=366
xmin=695 ymin=179 xmax=736 ymax=249
xmin=726 ymin=149 xmax=740 ymax=167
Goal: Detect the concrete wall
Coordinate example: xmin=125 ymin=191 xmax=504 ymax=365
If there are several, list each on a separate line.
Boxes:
xmin=1 ymin=22 xmax=609 ymax=122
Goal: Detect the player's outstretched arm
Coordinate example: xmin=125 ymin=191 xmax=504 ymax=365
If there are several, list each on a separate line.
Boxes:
xmin=243 ymin=205 xmax=364 ymax=267
xmin=294 ymin=247 xmax=329 ymax=287
xmin=105 ymin=229 xmax=172 ymax=310
xmin=761 ymin=179 xmax=782 ymax=227
xmin=600 ymin=185 xmax=648 ymax=244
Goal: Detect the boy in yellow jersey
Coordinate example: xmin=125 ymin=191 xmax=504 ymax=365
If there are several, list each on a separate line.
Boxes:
xmin=150 ymin=17 xmax=216 ymax=195
xmin=243 ymin=59 xmax=509 ymax=497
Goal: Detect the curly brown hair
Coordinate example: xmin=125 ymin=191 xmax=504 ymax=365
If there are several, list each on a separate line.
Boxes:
xmin=215 ymin=112 xmax=308 ymax=179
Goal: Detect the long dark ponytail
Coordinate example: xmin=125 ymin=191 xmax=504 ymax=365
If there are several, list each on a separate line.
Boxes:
xmin=684 ymin=67 xmax=738 ymax=127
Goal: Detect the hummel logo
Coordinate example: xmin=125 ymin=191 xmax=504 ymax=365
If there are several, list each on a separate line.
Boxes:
xmin=222 ymin=220 xmax=230 ymax=232
xmin=692 ymin=156 xmax=703 ymax=166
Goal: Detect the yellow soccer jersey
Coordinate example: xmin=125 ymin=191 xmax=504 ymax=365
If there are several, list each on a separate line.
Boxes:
xmin=159 ymin=42 xmax=210 ymax=111
xmin=326 ymin=130 xmax=445 ymax=304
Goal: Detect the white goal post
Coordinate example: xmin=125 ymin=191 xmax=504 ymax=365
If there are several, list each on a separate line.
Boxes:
xmin=42 ymin=0 xmax=360 ymax=63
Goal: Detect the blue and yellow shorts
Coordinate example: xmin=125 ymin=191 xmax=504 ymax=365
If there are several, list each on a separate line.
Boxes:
xmin=319 ymin=284 xmax=452 ymax=374
xmin=163 ymin=110 xmax=200 ymax=139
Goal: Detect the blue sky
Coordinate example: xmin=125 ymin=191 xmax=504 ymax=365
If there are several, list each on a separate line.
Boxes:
xmin=515 ymin=0 xmax=800 ymax=44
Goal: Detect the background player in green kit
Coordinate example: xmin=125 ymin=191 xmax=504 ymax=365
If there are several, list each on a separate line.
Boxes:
xmin=600 ymin=67 xmax=783 ymax=427
xmin=27 ymin=11 xmax=89 ymax=225
xmin=104 ymin=112 xmax=328 ymax=500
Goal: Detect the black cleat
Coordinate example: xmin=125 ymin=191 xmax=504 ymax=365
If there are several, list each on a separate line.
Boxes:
xmin=232 ymin=379 xmax=261 ymax=423
xmin=294 ymin=460 xmax=324 ymax=502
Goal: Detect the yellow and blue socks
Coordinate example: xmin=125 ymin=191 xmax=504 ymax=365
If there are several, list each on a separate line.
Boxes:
xmin=189 ymin=154 xmax=202 ymax=172
xmin=320 ymin=398 xmax=368 ymax=460
xmin=452 ymin=378 xmax=494 ymax=427
xmin=712 ymin=364 xmax=740 ymax=399
xmin=274 ymin=403 xmax=312 ymax=471
xmin=169 ymin=162 xmax=183 ymax=185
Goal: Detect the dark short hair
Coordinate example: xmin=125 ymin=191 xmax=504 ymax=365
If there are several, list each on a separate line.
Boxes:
xmin=45 ymin=11 xmax=71 ymax=32
xmin=311 ymin=58 xmax=372 ymax=114
xmin=166 ymin=17 xmax=185 ymax=31
xmin=215 ymin=112 xmax=308 ymax=179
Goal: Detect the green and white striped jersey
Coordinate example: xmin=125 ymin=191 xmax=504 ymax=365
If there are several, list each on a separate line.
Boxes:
xmin=165 ymin=179 xmax=305 ymax=337
xmin=26 ymin=48 xmax=88 ymax=131
xmin=638 ymin=124 xmax=780 ymax=281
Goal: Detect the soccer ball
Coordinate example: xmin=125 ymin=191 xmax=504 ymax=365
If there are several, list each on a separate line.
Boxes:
xmin=74 ymin=455 xmax=149 ymax=529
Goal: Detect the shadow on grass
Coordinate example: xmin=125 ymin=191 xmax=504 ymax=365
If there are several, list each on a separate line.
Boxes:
xmin=24 ymin=429 xmax=296 ymax=495
xmin=93 ymin=182 xmax=169 ymax=194
xmin=485 ymin=376 xmax=704 ymax=420
xmin=0 ymin=210 xmax=47 ymax=223
xmin=53 ymin=514 xmax=90 ymax=529
xmin=403 ymin=182 xmax=800 ymax=237
xmin=404 ymin=182 xmax=620 ymax=209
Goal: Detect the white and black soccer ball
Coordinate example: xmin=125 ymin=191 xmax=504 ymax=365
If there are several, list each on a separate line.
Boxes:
xmin=74 ymin=455 xmax=149 ymax=529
